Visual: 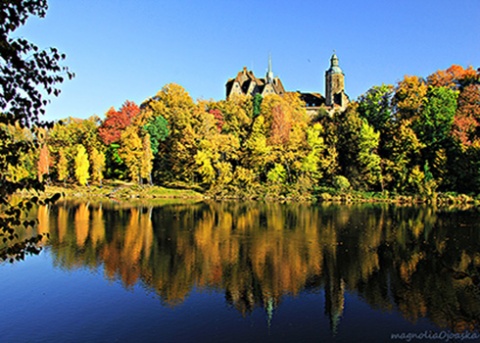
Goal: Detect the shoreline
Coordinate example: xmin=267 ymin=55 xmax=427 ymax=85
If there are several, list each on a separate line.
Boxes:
xmin=29 ymin=183 xmax=480 ymax=207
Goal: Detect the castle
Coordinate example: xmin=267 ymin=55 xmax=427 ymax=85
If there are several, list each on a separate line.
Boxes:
xmin=225 ymin=53 xmax=349 ymax=115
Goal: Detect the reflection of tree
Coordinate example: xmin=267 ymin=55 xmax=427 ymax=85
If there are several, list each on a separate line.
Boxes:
xmin=34 ymin=201 xmax=480 ymax=334
xmin=74 ymin=203 xmax=90 ymax=248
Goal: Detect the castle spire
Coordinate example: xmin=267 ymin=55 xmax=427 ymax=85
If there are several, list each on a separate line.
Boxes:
xmin=266 ymin=54 xmax=274 ymax=84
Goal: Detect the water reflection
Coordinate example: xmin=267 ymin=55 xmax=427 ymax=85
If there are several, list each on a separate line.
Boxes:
xmin=36 ymin=201 xmax=480 ymax=334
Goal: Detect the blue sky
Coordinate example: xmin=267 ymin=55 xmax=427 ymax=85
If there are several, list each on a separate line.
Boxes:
xmin=17 ymin=0 xmax=480 ymax=121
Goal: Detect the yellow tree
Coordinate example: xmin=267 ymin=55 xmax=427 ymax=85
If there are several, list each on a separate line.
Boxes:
xmin=57 ymin=148 xmax=69 ymax=183
xmin=74 ymin=144 xmax=90 ymax=186
xmin=393 ymin=75 xmax=428 ymax=121
xmin=140 ymin=83 xmax=198 ymax=183
xmin=140 ymin=133 xmax=154 ymax=184
xmin=119 ymin=126 xmax=142 ymax=184
xmin=90 ymin=147 xmax=106 ymax=185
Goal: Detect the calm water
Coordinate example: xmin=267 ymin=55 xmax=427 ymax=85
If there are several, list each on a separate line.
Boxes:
xmin=1 ymin=200 xmax=480 ymax=342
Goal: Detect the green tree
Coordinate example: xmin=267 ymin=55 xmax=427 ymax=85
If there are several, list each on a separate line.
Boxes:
xmin=253 ymin=93 xmax=263 ymax=118
xmin=144 ymin=115 xmax=169 ymax=155
xmin=334 ymin=104 xmax=363 ymax=188
xmin=244 ymin=115 xmax=271 ymax=178
xmin=74 ymin=144 xmax=90 ymax=186
xmin=358 ymin=120 xmax=382 ymax=190
xmin=358 ymin=84 xmax=394 ymax=132
xmin=413 ymin=86 xmax=458 ymax=187
xmin=301 ymin=123 xmax=326 ymax=182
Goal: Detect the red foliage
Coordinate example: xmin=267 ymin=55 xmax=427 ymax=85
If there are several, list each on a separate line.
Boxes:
xmin=452 ymin=84 xmax=480 ymax=146
xmin=209 ymin=109 xmax=224 ymax=132
xmin=452 ymin=116 xmax=477 ymax=146
xmin=98 ymin=101 xmax=140 ymax=145
xmin=427 ymin=65 xmax=478 ymax=89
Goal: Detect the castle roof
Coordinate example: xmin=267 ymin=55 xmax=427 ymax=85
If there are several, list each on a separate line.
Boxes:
xmin=296 ymin=92 xmax=325 ymax=107
xmin=226 ymin=66 xmax=285 ymax=98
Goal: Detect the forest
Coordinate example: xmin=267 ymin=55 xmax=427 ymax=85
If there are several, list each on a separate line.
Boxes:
xmin=3 ymin=64 xmax=479 ymax=200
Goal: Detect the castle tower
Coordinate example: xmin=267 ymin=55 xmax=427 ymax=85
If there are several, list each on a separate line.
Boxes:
xmin=325 ymin=52 xmax=346 ymax=108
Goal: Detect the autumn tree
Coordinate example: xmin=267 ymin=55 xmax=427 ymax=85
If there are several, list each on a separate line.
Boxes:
xmin=208 ymin=109 xmax=224 ymax=132
xmin=56 ymin=148 xmax=69 ymax=183
xmin=393 ymin=76 xmax=428 ymax=121
xmin=74 ymin=144 xmax=90 ymax=186
xmin=119 ymin=126 xmax=143 ymax=184
xmin=452 ymin=83 xmax=480 ymax=147
xmin=37 ymin=144 xmax=50 ymax=182
xmin=90 ymin=147 xmax=106 ymax=185
xmin=427 ymin=65 xmax=477 ymax=89
xmin=98 ymin=101 xmax=140 ymax=145
xmin=140 ymin=133 xmax=154 ymax=184
xmin=382 ymin=121 xmax=423 ymax=193
xmin=140 ymin=84 xmax=199 ymax=185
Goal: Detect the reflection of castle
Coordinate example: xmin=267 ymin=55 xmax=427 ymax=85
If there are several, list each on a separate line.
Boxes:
xmin=225 ymin=53 xmax=350 ymax=114
xmin=324 ymin=251 xmax=345 ymax=336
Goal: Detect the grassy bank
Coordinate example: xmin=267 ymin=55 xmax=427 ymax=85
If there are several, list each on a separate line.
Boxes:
xmin=43 ymin=181 xmax=204 ymax=201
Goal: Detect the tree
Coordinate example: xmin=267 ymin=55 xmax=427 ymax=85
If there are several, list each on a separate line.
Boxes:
xmin=144 ymin=115 xmax=169 ymax=155
xmin=270 ymin=105 xmax=291 ymax=146
xmin=427 ymin=65 xmax=477 ymax=89
xmin=358 ymin=120 xmax=382 ymax=190
xmin=90 ymin=147 xmax=106 ymax=185
xmin=452 ymin=84 xmax=480 ymax=147
xmin=208 ymin=109 xmax=224 ymax=132
xmin=383 ymin=121 xmax=423 ymax=193
xmin=301 ymin=123 xmax=326 ymax=182
xmin=253 ymin=93 xmax=263 ymax=118
xmin=358 ymin=84 xmax=394 ymax=132
xmin=119 ymin=126 xmax=143 ymax=183
xmin=57 ymin=148 xmax=69 ymax=183
xmin=37 ymin=144 xmax=50 ymax=182
xmin=413 ymin=86 xmax=457 ymax=186
xmin=98 ymin=101 xmax=140 ymax=145
xmin=0 ymin=0 xmax=73 ymax=261
xmin=74 ymin=144 xmax=90 ymax=186
xmin=393 ymin=76 xmax=428 ymax=121
xmin=334 ymin=104 xmax=363 ymax=188
xmin=140 ymin=133 xmax=154 ymax=184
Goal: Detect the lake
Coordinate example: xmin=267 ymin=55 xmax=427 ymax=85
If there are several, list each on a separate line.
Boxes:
xmin=1 ymin=200 xmax=480 ymax=342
